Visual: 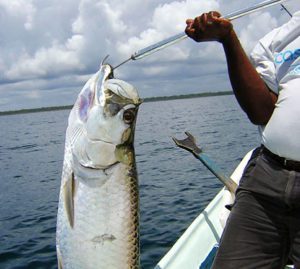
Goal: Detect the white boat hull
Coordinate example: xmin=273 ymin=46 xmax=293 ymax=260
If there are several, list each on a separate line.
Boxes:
xmin=155 ymin=150 xmax=293 ymax=269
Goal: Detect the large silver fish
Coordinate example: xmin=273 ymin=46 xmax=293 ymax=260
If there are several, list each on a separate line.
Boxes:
xmin=56 ymin=63 xmax=142 ymax=269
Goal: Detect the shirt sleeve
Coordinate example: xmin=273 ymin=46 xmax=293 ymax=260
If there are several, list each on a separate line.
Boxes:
xmin=249 ymin=29 xmax=279 ymax=94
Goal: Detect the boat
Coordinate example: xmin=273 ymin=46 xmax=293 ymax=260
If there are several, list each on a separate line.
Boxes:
xmin=154 ymin=136 xmax=294 ymax=269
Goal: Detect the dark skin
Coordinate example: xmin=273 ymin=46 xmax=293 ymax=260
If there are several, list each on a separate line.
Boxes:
xmin=185 ymin=11 xmax=278 ymax=125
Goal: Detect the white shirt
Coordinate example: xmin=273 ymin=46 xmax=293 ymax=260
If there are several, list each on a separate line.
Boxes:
xmin=250 ymin=11 xmax=300 ymax=161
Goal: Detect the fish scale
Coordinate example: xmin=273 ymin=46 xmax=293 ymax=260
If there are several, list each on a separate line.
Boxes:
xmin=56 ymin=64 xmax=141 ymax=269
xmin=61 ymin=166 xmax=138 ymax=268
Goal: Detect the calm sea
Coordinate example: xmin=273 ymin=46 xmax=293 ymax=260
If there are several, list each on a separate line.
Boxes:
xmin=0 ymin=96 xmax=259 ymax=269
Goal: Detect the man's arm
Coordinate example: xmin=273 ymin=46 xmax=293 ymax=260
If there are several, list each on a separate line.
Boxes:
xmin=185 ymin=12 xmax=277 ymax=125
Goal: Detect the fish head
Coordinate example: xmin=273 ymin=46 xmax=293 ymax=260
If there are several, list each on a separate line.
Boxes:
xmin=69 ymin=64 xmax=142 ymax=171
xmin=85 ymin=65 xmax=142 ymax=145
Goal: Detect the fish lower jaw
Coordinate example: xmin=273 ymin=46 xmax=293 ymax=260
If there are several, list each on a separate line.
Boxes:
xmin=78 ymin=160 xmax=119 ymax=171
xmin=73 ymin=161 xmax=120 ymax=188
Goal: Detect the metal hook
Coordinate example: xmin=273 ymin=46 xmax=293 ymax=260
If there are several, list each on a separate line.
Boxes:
xmin=100 ymin=55 xmax=114 ymax=78
xmin=101 ymin=55 xmax=110 ymax=66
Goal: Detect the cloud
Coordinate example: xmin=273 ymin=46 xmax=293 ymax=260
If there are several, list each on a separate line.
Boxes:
xmin=5 ymin=37 xmax=85 ymax=81
xmin=239 ymin=12 xmax=279 ymax=52
xmin=116 ymin=0 xmax=221 ymax=64
xmin=283 ymin=0 xmax=299 ymax=15
xmin=0 ymin=0 xmax=36 ymax=30
xmin=0 ymin=0 xmax=297 ymax=111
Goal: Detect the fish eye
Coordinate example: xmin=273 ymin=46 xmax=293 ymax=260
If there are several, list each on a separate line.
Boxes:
xmin=123 ymin=109 xmax=135 ymax=124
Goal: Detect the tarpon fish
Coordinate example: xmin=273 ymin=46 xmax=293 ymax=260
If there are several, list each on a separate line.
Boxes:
xmin=56 ymin=63 xmax=142 ymax=269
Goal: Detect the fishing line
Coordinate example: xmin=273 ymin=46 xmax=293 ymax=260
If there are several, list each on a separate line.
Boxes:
xmin=281 ymin=4 xmax=293 ymax=17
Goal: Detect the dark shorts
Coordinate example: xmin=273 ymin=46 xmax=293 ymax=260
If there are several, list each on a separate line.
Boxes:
xmin=212 ymin=147 xmax=300 ymax=269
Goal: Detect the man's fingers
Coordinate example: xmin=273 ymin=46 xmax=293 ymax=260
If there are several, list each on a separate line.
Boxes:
xmin=209 ymin=11 xmax=221 ymax=18
xmin=185 ymin=11 xmax=232 ymax=43
xmin=193 ymin=14 xmax=207 ymax=32
xmin=185 ymin=27 xmax=195 ymax=38
xmin=186 ymin=18 xmax=194 ymax=25
xmin=207 ymin=11 xmax=221 ymax=25
xmin=185 ymin=22 xmax=195 ymax=38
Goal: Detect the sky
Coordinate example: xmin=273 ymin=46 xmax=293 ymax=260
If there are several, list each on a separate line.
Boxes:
xmin=0 ymin=0 xmax=298 ymax=111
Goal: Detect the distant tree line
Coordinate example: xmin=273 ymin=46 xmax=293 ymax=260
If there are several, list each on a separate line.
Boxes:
xmin=144 ymin=91 xmax=232 ymax=102
xmin=0 ymin=91 xmax=233 ymax=116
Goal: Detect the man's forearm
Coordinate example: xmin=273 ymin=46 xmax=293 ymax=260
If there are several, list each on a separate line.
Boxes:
xmin=185 ymin=12 xmax=277 ymax=125
xmin=222 ymin=30 xmax=277 ymax=125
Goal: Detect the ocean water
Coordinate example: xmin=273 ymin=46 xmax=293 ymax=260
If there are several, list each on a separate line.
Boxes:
xmin=0 ymin=95 xmax=259 ymax=269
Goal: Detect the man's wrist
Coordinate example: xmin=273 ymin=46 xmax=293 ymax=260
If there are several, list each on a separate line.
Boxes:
xmin=220 ymin=29 xmax=237 ymax=46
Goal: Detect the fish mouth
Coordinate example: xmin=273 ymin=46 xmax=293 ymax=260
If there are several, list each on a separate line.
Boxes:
xmin=72 ymin=135 xmax=120 ymax=171
xmin=72 ymin=153 xmax=120 ymax=187
xmin=79 ymin=160 xmax=119 ymax=172
xmin=90 ymin=138 xmax=114 ymax=144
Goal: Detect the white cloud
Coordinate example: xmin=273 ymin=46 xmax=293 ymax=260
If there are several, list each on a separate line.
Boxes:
xmin=239 ymin=12 xmax=279 ymax=52
xmin=117 ymin=0 xmax=220 ymax=58
xmin=5 ymin=37 xmax=85 ymax=80
xmin=283 ymin=0 xmax=299 ymax=15
xmin=0 ymin=0 xmax=36 ymax=30
xmin=26 ymin=89 xmax=41 ymax=99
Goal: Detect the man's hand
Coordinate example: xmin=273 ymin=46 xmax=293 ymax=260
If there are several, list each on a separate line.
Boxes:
xmin=185 ymin=11 xmax=233 ymax=43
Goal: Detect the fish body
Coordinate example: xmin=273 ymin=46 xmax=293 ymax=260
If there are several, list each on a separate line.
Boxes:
xmin=56 ymin=64 xmax=142 ymax=269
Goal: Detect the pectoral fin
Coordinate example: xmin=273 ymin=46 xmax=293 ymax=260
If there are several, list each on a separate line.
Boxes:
xmin=57 ymin=247 xmax=63 ymax=269
xmin=63 ymin=173 xmax=76 ymax=228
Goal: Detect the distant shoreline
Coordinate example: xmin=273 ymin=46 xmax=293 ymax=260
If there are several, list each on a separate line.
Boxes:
xmin=0 ymin=91 xmax=233 ymax=116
